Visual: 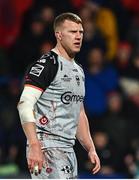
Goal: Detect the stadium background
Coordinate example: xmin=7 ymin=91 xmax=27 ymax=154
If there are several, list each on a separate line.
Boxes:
xmin=1 ymin=0 xmax=139 ymax=178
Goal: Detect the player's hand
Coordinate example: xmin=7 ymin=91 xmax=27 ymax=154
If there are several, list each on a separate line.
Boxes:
xmin=88 ymin=149 xmax=100 ymax=174
xmin=27 ymin=141 xmax=45 ymax=175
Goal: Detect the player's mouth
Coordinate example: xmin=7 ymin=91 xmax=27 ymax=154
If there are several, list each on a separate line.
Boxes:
xmin=74 ymin=42 xmax=81 ymax=47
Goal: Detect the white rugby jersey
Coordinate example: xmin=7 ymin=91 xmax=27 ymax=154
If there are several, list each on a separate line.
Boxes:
xmin=25 ymin=51 xmax=85 ymax=151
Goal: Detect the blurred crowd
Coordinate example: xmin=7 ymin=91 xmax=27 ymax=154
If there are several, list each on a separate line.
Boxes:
xmin=1 ymin=0 xmax=139 ymax=178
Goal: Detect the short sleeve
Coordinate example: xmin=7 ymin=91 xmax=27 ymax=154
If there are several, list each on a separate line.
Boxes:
xmin=24 ymin=52 xmax=58 ymax=91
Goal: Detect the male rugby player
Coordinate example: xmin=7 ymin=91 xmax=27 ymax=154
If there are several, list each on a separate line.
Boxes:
xmin=17 ymin=12 xmax=100 ymax=179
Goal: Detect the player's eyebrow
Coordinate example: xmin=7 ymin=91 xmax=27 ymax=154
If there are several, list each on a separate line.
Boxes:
xmin=69 ymin=30 xmax=84 ymax=33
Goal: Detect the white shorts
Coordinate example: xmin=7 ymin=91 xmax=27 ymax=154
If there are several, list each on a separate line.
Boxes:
xmin=29 ymin=147 xmax=78 ymax=179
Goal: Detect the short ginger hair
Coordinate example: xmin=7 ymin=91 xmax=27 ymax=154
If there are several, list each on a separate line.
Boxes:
xmin=54 ymin=12 xmax=82 ymax=31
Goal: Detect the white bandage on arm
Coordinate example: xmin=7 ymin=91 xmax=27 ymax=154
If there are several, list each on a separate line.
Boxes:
xmin=17 ymin=86 xmax=42 ymax=124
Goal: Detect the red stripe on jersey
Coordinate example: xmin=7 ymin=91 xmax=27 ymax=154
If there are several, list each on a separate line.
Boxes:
xmin=25 ymin=84 xmax=44 ymax=92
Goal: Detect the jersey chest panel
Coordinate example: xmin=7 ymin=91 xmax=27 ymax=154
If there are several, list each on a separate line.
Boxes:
xmin=41 ymin=59 xmax=85 ymax=105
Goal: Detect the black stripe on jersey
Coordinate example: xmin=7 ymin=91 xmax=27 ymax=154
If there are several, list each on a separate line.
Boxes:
xmin=74 ymin=60 xmax=84 ymax=74
xmin=24 ymin=51 xmax=58 ymax=91
xmin=60 ymin=61 xmax=63 ymax=71
xmin=74 ymin=60 xmax=83 ymax=69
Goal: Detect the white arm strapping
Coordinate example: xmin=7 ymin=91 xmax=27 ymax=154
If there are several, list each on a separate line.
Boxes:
xmin=17 ymin=86 xmax=42 ymax=124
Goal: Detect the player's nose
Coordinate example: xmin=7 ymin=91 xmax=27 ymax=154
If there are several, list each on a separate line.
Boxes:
xmin=75 ymin=32 xmax=82 ymax=40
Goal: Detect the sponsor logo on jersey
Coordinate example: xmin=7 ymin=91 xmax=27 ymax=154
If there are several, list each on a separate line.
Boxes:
xmin=29 ymin=64 xmax=44 ymax=77
xmin=61 ymin=91 xmax=83 ymax=104
xmin=72 ymin=68 xmax=78 ymax=72
xmin=75 ymin=75 xmax=80 ymax=86
xmin=61 ymin=165 xmax=72 ymax=174
xmin=61 ymin=74 xmax=72 ymax=82
xmin=39 ymin=116 xmax=49 ymax=125
xmin=37 ymin=58 xmax=46 ymax=63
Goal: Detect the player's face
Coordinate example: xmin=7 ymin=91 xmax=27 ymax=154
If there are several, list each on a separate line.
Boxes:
xmin=60 ymin=20 xmax=84 ymax=54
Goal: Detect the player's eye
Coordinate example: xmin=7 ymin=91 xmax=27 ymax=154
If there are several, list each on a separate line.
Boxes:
xmin=70 ymin=31 xmax=77 ymax=33
xmin=80 ymin=31 xmax=84 ymax=35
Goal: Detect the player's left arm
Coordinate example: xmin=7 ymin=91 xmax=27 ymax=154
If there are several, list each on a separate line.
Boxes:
xmin=76 ymin=103 xmax=101 ymax=174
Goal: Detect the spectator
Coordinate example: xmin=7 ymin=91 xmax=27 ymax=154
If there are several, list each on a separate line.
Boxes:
xmin=101 ymin=91 xmax=130 ymax=173
xmin=114 ymin=41 xmax=132 ymax=76
xmin=10 ymin=16 xmax=47 ymax=76
xmin=85 ymin=131 xmax=117 ymax=175
xmin=0 ymin=0 xmax=33 ymax=49
xmin=84 ymin=47 xmax=119 ymax=118
xmin=85 ymin=0 xmax=119 ymax=61
xmin=127 ymin=15 xmax=139 ymax=54
xmin=77 ymin=6 xmax=106 ymax=68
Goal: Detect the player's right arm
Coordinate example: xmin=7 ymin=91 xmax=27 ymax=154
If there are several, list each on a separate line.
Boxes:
xmin=17 ymin=86 xmax=44 ymax=174
xmin=17 ymin=52 xmax=58 ymax=174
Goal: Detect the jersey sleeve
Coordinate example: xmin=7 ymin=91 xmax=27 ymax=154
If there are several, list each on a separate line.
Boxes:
xmin=24 ymin=53 xmax=58 ymax=91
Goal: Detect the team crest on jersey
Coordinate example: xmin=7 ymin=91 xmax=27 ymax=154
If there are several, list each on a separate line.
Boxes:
xmin=75 ymin=75 xmax=80 ymax=86
xmin=39 ymin=116 xmax=49 ymax=125
xmin=61 ymin=74 xmax=72 ymax=82
xmin=29 ymin=64 xmax=44 ymax=77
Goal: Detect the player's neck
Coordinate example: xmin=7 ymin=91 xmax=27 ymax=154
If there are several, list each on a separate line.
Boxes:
xmin=53 ymin=44 xmax=74 ymax=61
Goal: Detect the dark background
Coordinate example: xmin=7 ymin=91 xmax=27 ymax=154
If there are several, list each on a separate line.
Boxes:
xmin=1 ymin=0 xmax=139 ymax=178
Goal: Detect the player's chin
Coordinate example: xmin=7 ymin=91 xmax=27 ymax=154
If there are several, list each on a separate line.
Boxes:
xmin=73 ymin=47 xmax=81 ymax=53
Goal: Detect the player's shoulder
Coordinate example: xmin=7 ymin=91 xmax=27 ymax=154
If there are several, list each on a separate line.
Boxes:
xmin=25 ymin=51 xmax=59 ymax=90
xmin=74 ymin=60 xmax=83 ymax=69
xmin=26 ymin=51 xmax=58 ymax=77
xmin=74 ymin=60 xmax=84 ymax=73
xmin=36 ymin=51 xmax=58 ymax=65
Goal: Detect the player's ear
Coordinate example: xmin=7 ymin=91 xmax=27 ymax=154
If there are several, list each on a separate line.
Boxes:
xmin=55 ymin=31 xmax=62 ymax=41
